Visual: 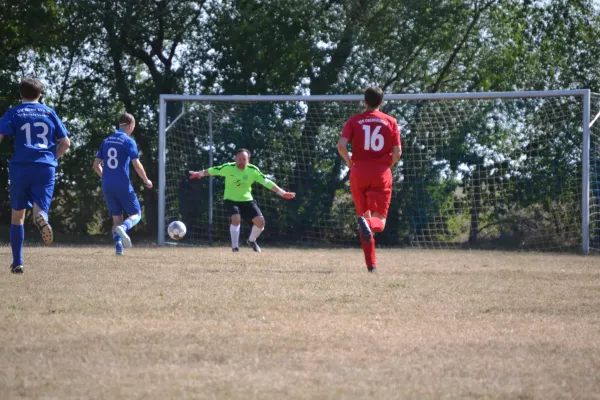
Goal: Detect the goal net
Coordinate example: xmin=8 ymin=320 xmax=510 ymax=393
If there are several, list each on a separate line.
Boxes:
xmin=589 ymin=93 xmax=600 ymax=252
xmin=159 ymin=91 xmax=593 ymax=252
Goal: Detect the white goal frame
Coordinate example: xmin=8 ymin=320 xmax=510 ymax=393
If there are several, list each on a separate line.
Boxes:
xmin=158 ymin=90 xmax=592 ymax=253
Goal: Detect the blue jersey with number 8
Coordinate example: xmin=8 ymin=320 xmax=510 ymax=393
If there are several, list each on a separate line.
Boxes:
xmin=96 ymin=129 xmax=139 ymax=189
xmin=0 ymin=102 xmax=69 ymax=167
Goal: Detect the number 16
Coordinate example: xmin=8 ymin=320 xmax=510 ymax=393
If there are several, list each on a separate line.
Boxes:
xmin=363 ymin=125 xmax=384 ymax=151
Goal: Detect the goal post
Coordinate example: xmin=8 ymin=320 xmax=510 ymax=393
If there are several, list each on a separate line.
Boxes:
xmin=158 ymin=90 xmax=592 ymax=253
xmin=588 ymin=93 xmax=600 ymax=253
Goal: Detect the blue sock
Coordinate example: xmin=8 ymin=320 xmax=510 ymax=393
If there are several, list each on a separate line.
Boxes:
xmin=112 ymin=232 xmax=121 ymax=244
xmin=10 ymin=224 xmax=24 ymax=266
xmin=123 ymin=215 xmax=141 ymax=231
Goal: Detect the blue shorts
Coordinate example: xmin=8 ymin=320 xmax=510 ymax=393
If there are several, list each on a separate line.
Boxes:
xmin=102 ymin=185 xmax=141 ymax=217
xmin=9 ymin=163 xmax=55 ymax=213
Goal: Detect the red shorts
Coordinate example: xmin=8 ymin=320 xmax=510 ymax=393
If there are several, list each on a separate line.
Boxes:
xmin=349 ymin=163 xmax=393 ymax=218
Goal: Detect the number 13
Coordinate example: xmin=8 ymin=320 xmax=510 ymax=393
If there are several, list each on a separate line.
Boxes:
xmin=21 ymin=122 xmax=49 ymax=148
xmin=363 ymin=125 xmax=384 ymax=151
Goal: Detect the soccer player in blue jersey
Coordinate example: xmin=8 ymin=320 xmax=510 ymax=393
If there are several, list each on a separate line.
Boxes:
xmin=93 ymin=113 xmax=153 ymax=256
xmin=0 ymin=78 xmax=71 ymax=274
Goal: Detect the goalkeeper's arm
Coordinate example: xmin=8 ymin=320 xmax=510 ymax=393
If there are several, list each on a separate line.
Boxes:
xmin=253 ymin=168 xmax=295 ymax=200
xmin=269 ymin=183 xmax=295 ymax=200
xmin=189 ymin=170 xmax=210 ymax=179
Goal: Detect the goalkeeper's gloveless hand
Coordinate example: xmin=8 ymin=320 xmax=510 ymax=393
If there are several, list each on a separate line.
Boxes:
xmin=189 ymin=171 xmax=202 ymax=179
xmin=282 ymin=192 xmax=296 ymax=200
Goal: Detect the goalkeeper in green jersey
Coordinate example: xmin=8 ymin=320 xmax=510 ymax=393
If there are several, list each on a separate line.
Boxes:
xmin=189 ymin=148 xmax=295 ymax=252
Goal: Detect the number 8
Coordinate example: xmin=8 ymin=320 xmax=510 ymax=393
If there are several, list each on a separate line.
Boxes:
xmin=107 ymin=147 xmax=119 ymax=169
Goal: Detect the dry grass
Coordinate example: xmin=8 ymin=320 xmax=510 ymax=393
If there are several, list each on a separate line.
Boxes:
xmin=1 ymin=246 xmax=600 ymax=399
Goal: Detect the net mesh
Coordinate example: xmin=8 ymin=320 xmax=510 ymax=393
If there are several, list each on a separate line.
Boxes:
xmin=589 ymin=93 xmax=600 ymax=252
xmin=163 ymin=95 xmax=586 ymax=251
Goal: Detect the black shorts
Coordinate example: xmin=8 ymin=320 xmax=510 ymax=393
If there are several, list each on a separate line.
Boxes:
xmin=224 ymin=200 xmax=263 ymax=222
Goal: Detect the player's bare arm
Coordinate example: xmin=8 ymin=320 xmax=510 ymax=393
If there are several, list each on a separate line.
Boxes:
xmin=93 ymin=157 xmax=103 ymax=177
xmin=270 ymin=183 xmax=296 ymax=200
xmin=336 ymin=137 xmax=353 ymax=169
xmin=392 ymin=145 xmax=402 ymax=165
xmin=132 ymin=158 xmax=153 ymax=188
xmin=189 ymin=169 xmax=211 ymax=179
xmin=56 ymin=136 xmax=71 ymax=158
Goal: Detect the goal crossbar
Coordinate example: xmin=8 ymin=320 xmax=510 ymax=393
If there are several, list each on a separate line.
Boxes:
xmin=160 ymin=89 xmax=590 ymax=103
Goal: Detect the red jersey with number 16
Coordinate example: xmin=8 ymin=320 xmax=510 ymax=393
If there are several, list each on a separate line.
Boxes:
xmin=341 ymin=110 xmax=401 ymax=166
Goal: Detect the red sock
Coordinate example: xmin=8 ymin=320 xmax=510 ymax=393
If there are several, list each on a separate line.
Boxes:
xmin=359 ymin=232 xmax=376 ymax=269
xmin=366 ymin=217 xmax=384 ymax=233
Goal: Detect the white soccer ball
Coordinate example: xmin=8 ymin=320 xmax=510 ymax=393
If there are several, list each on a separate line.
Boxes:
xmin=168 ymin=221 xmax=187 ymax=240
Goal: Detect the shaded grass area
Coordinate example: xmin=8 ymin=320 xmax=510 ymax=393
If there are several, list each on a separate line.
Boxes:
xmin=1 ymin=247 xmax=600 ymax=399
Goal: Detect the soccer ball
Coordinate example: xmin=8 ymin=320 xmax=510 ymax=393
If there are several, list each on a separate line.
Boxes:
xmin=168 ymin=221 xmax=187 ymax=240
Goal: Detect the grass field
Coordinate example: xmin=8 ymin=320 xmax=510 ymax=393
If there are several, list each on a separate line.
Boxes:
xmin=1 ymin=246 xmax=600 ymax=399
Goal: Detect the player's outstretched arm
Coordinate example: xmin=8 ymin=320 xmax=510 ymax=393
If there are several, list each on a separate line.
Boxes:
xmin=132 ymin=159 xmax=153 ymax=188
xmin=189 ymin=170 xmax=211 ymax=179
xmin=336 ymin=137 xmax=353 ymax=169
xmin=252 ymin=167 xmax=295 ymax=200
xmin=270 ymin=184 xmax=295 ymax=200
xmin=56 ymin=137 xmax=71 ymax=158
xmin=93 ymin=158 xmax=103 ymax=178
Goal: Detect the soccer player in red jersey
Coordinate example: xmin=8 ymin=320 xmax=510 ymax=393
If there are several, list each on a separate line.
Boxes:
xmin=337 ymin=87 xmax=402 ymax=272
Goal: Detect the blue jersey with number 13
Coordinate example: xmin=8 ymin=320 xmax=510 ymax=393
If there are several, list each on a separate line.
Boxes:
xmin=96 ymin=129 xmax=139 ymax=189
xmin=0 ymin=102 xmax=69 ymax=167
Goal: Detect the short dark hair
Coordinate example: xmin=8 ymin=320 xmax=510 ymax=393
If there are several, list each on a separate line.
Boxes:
xmin=19 ymin=78 xmax=44 ymax=100
xmin=236 ymin=148 xmax=251 ymax=157
xmin=118 ymin=113 xmax=135 ymax=126
xmin=364 ymin=86 xmax=384 ymax=108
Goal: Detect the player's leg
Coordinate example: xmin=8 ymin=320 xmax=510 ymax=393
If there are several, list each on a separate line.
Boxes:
xmin=32 ymin=203 xmax=53 ymax=245
xmin=364 ymin=170 xmax=392 ymax=233
xmin=112 ymin=215 xmax=125 ymax=256
xmin=246 ymin=201 xmax=264 ymax=252
xmin=9 ymin=209 xmax=26 ymax=274
xmin=350 ymin=169 xmax=372 ymax=243
xmin=102 ymin=188 xmax=127 ymax=253
xmin=359 ymin=211 xmax=385 ymax=232
xmin=226 ymin=201 xmax=241 ymax=251
xmin=112 ymin=214 xmax=124 ymax=235
xmin=115 ymin=212 xmax=141 ymax=245
xmin=360 ymin=171 xmax=393 ymax=273
xmin=114 ymin=189 xmax=142 ymax=249
xmin=247 ymin=216 xmax=265 ymax=253
xmin=350 ymin=165 xmax=378 ymax=272
xmin=30 ymin=165 xmax=56 ymax=245
xmin=8 ymin=166 xmax=32 ymax=273
xmin=230 ymin=214 xmax=241 ymax=252
xmin=366 ymin=212 xmax=386 ymax=231
xmin=356 ymin=207 xmax=377 ymax=272
xmin=359 ymin=232 xmax=376 ymax=272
